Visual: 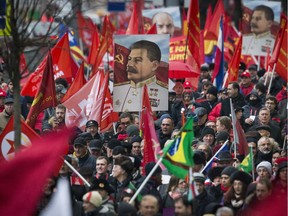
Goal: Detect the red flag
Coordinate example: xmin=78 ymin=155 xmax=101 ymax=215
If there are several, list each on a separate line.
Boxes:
xmin=204 ymin=0 xmax=225 ymax=40
xmin=91 ymin=16 xmax=115 ymax=76
xmin=269 ymin=14 xmax=287 ymax=81
xmin=19 ymin=53 xmax=30 ymax=88
xmin=223 ymin=35 xmax=242 ymax=88
xmin=26 ymin=51 xmax=57 ymax=127
xmin=141 ymin=85 xmax=162 ymax=170
xmin=63 ymin=71 xmax=107 ymax=131
xmin=146 ymin=23 xmax=157 ymax=34
xmin=0 ymin=129 xmax=71 ymax=216
xmin=21 ymin=33 xmax=73 ymax=96
xmin=0 ymin=116 xmax=40 ymax=161
xmin=126 ymin=1 xmax=144 ymax=34
xmin=100 ymin=87 xmax=118 ymax=133
xmin=187 ymin=0 xmax=202 ymax=70
xmin=61 ymin=62 xmax=86 ymax=103
xmin=87 ymin=27 xmax=100 ymax=65
xmin=265 ymin=48 xmax=271 ymax=71
xmin=76 ymin=11 xmax=95 ymax=48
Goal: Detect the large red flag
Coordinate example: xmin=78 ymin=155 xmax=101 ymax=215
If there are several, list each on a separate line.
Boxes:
xmin=61 ymin=62 xmax=86 ymax=103
xmin=223 ymin=35 xmax=242 ymax=88
xmin=187 ymin=0 xmax=202 ymax=70
xmin=204 ymin=0 xmax=225 ymax=40
xmin=126 ymin=1 xmax=144 ymax=34
xmin=19 ymin=53 xmax=30 ymax=88
xmin=0 ymin=116 xmax=40 ymax=161
xmin=76 ymin=11 xmax=95 ymax=48
xmin=0 ymin=129 xmax=71 ymax=216
xmin=63 ymin=71 xmax=107 ymax=131
xmin=91 ymin=16 xmax=115 ymax=76
xmin=26 ymin=51 xmax=57 ymax=127
xmin=141 ymin=85 xmax=162 ymax=170
xmin=21 ymin=33 xmax=73 ymax=96
xmin=269 ymin=14 xmax=287 ymax=82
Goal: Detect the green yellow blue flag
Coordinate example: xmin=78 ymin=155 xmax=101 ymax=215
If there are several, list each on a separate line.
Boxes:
xmin=239 ymin=146 xmax=253 ymax=173
xmin=160 ymin=118 xmax=194 ymax=179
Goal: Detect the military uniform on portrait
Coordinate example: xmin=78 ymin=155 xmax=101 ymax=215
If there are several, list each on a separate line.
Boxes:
xmin=113 ymin=76 xmax=168 ymax=112
xmin=242 ymin=32 xmax=275 ymax=56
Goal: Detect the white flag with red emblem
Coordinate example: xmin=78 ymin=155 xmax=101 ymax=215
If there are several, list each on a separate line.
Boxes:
xmin=0 ymin=116 xmax=40 ymax=161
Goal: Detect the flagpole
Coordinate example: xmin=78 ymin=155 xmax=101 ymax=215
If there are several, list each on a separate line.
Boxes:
xmin=267 ymin=64 xmax=276 ymax=95
xmin=200 ymin=140 xmax=229 ymax=173
xmin=64 ymin=159 xmax=91 ymax=187
xmin=129 ymin=157 xmax=163 ymax=204
xmin=250 ymin=146 xmax=255 ymax=181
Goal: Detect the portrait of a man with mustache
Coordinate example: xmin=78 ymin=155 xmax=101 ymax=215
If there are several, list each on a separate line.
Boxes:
xmin=113 ymin=39 xmax=168 ymax=112
xmin=242 ymin=4 xmax=276 ymax=56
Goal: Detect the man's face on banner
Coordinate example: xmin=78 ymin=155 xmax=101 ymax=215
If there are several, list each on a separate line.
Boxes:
xmin=153 ymin=13 xmax=175 ymax=37
xmin=250 ymin=10 xmax=272 ymax=35
xmin=126 ymin=48 xmax=158 ymax=83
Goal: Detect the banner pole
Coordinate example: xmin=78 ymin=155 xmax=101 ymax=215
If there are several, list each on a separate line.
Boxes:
xmin=129 ymin=157 xmax=163 ymax=204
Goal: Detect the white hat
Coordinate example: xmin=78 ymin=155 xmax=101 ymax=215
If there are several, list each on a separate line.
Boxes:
xmin=83 ymin=191 xmax=102 ymax=207
xmin=256 ymin=161 xmax=272 ymax=176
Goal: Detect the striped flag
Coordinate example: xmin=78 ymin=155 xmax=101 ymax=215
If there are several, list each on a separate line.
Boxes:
xmin=188 ymin=167 xmax=199 ymax=201
xmin=212 ymin=16 xmax=225 ymax=90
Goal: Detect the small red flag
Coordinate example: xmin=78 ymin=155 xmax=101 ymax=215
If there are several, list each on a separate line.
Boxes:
xmin=126 ymin=1 xmax=144 ymax=34
xmin=76 ymin=11 xmax=95 ymax=48
xmin=61 ymin=62 xmax=86 ymax=103
xmin=0 ymin=129 xmax=71 ymax=216
xmin=26 ymin=51 xmax=57 ymax=127
xmin=87 ymin=27 xmax=100 ymax=65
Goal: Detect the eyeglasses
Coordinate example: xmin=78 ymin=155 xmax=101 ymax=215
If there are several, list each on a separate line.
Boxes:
xmin=121 ymin=121 xmax=131 ymax=125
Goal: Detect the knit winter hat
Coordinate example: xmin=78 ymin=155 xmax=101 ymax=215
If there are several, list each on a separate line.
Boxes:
xmin=206 ymin=86 xmax=218 ymax=98
xmin=126 ymin=124 xmax=139 ymax=137
xmin=256 ymin=161 xmax=272 ymax=176
xmin=82 ymin=191 xmax=102 ymax=207
xmin=193 ymin=173 xmax=206 ymax=183
xmin=201 ymin=127 xmax=215 ymax=139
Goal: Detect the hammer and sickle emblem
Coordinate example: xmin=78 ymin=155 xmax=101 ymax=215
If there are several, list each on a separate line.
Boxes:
xmin=115 ymin=54 xmax=124 ymax=65
xmin=144 ymin=23 xmax=151 ymax=31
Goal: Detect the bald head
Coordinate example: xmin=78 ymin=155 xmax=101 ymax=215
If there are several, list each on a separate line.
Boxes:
xmin=139 ymin=195 xmax=159 ymax=216
xmin=152 ymin=12 xmax=175 ymax=36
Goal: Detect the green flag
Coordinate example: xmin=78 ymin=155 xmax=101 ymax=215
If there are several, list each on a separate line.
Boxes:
xmin=239 ymin=146 xmax=253 ymax=173
xmin=160 ymin=118 xmax=194 ymax=179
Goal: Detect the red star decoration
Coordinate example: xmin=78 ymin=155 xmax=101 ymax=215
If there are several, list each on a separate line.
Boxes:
xmin=6 ymin=138 xmax=15 ymax=155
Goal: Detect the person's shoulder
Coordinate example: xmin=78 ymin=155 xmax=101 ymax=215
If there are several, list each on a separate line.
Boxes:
xmin=114 ymin=81 xmax=130 ymax=87
xmin=156 ymin=79 xmax=168 ymax=89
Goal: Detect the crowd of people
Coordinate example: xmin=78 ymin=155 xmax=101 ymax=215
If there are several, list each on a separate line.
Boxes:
xmin=0 ymin=58 xmax=287 ymax=216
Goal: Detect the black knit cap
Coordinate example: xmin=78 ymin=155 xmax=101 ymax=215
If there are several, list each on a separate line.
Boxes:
xmin=206 ymin=86 xmax=218 ymax=98
xmin=201 ymin=126 xmax=215 ymax=139
xmin=107 ymin=139 xmax=121 ymax=149
xmin=208 ymin=166 xmax=224 ymax=181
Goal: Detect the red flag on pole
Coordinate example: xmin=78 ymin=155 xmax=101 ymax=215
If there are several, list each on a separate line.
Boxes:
xmin=63 ymin=70 xmax=107 ymax=131
xmin=87 ymin=27 xmax=100 ymax=65
xmin=0 ymin=116 xmax=40 ymax=161
xmin=186 ymin=0 xmax=202 ymax=70
xmin=76 ymin=11 xmax=95 ymax=49
xmin=204 ymin=0 xmax=225 ymax=40
xmin=223 ymin=35 xmax=242 ymax=88
xmin=0 ymin=129 xmax=71 ymax=216
xmin=26 ymin=51 xmax=57 ymax=127
xmin=21 ymin=33 xmax=73 ymax=96
xmin=141 ymin=85 xmax=162 ymax=171
xmin=100 ymin=86 xmax=118 ymax=133
xmin=146 ymin=23 xmax=157 ymax=34
xmin=61 ymin=62 xmax=86 ymax=103
xmin=91 ymin=16 xmax=115 ymax=77
xmin=126 ymin=1 xmax=144 ymax=34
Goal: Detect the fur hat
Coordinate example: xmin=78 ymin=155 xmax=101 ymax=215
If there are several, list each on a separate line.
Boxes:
xmin=221 ymin=166 xmax=238 ymax=177
xmin=82 ymin=191 xmax=102 ymax=207
xmin=256 ymin=161 xmax=272 ymax=176
xmin=90 ymin=178 xmax=114 ymax=194
xmin=208 ymin=167 xmax=224 ymax=182
xmin=230 ymin=171 xmax=252 ymax=186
